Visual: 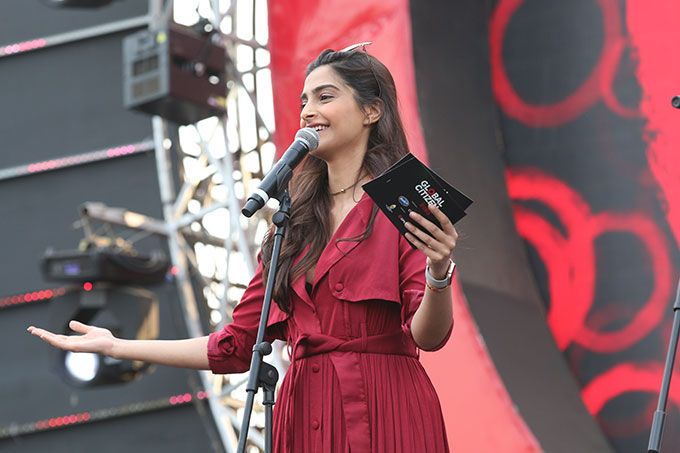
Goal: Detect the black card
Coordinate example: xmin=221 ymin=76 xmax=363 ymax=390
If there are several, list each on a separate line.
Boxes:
xmin=362 ymin=153 xmax=472 ymax=248
xmin=386 ymin=154 xmax=473 ymax=212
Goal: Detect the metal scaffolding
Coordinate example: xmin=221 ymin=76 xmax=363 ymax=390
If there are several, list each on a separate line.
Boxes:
xmin=148 ymin=1 xmax=280 ymax=451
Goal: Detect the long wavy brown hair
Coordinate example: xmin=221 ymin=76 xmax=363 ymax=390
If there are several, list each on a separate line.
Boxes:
xmin=261 ymin=48 xmax=411 ymax=313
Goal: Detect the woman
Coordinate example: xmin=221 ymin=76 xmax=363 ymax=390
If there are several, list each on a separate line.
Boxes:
xmin=28 ymin=44 xmax=458 ymax=452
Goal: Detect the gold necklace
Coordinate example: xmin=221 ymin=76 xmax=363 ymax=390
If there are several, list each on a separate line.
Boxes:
xmin=330 ymin=173 xmax=367 ymax=196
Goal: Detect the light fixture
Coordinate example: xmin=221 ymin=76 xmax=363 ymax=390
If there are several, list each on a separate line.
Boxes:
xmin=64 ymin=351 xmax=99 ymax=383
xmin=41 ymin=247 xmax=170 ymax=286
xmin=48 ymin=284 xmax=159 ymax=387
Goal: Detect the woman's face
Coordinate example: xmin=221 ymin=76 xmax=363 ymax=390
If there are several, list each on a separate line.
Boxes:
xmin=299 ymin=65 xmax=370 ymax=160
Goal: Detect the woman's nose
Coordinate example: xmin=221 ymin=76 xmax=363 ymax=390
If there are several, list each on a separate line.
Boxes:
xmin=300 ymin=104 xmax=315 ymax=123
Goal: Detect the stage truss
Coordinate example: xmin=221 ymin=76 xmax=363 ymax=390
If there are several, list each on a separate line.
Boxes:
xmin=148 ymin=1 xmax=284 ymax=451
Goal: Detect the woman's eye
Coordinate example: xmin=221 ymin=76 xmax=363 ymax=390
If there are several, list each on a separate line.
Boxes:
xmin=319 ymin=94 xmax=333 ymax=101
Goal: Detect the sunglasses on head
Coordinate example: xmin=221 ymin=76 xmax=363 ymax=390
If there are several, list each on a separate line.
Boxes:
xmin=339 ymin=41 xmax=373 ymax=53
xmin=337 ymin=41 xmax=381 ymax=98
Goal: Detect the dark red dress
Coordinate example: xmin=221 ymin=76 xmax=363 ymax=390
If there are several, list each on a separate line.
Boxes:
xmin=207 ymin=193 xmax=452 ymax=452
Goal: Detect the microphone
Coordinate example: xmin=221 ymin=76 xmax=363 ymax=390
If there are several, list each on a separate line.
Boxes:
xmin=241 ymin=127 xmax=320 ymax=218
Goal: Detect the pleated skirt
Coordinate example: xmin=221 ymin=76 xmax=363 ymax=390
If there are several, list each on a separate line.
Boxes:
xmin=272 ymin=352 xmax=450 ymax=453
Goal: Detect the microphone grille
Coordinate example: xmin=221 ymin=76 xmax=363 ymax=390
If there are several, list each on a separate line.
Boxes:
xmin=296 ymin=127 xmax=320 ymax=150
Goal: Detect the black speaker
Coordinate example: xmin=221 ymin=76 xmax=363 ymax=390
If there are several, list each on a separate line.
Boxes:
xmin=123 ymin=22 xmax=231 ymax=124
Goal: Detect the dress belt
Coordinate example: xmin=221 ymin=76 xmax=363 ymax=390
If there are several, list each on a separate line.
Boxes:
xmin=292 ymin=330 xmax=418 ymax=359
xmin=282 ymin=331 xmax=418 ymax=452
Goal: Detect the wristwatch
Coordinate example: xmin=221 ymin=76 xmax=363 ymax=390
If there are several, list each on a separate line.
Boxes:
xmin=425 ymin=259 xmax=456 ymax=289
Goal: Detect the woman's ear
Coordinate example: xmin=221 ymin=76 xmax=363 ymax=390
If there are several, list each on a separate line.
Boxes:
xmin=363 ymin=101 xmax=383 ymax=125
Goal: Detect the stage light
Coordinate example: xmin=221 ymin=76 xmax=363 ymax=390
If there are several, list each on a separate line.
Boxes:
xmin=64 ymin=352 xmax=99 ymax=383
xmin=40 ymin=243 xmax=167 ymax=387
xmin=41 ymin=247 xmax=170 ymax=286
xmin=49 ymin=284 xmax=159 ymax=387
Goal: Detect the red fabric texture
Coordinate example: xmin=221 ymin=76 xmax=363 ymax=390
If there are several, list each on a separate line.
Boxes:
xmin=208 ymin=193 xmax=451 ymax=452
xmin=267 ymin=0 xmax=428 ymax=163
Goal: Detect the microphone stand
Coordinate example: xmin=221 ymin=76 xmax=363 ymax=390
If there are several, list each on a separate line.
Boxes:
xmin=236 ymin=190 xmax=291 ymax=453
xmin=648 ymin=278 xmax=680 ymax=452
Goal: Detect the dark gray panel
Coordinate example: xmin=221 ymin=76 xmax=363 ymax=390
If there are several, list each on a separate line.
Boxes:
xmin=0 ymin=5 xmax=222 ymax=450
xmin=0 ymin=405 xmax=219 ymax=453
xmin=0 ymin=31 xmax=152 ymax=168
xmin=0 ymin=284 xmax=194 ymax=423
xmin=0 ymin=1 xmax=147 ymax=44
xmin=0 ymin=153 xmax=161 ymax=295
xmin=0 ymin=155 xmax=217 ymax=450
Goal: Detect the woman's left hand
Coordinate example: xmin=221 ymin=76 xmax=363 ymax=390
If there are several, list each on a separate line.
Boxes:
xmin=403 ymin=204 xmax=458 ymax=279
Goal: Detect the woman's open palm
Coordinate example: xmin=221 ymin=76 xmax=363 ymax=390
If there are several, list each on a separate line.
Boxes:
xmin=27 ymin=320 xmax=116 ymax=356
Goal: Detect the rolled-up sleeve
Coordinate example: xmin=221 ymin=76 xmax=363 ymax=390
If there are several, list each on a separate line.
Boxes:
xmin=207 ymin=255 xmax=287 ymax=374
xmin=398 ymin=235 xmax=453 ymax=351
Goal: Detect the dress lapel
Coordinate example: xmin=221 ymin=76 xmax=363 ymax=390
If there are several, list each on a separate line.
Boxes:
xmin=288 ymin=193 xmax=375 ymax=305
xmin=290 ymin=243 xmax=313 ymax=309
xmin=312 ymin=193 xmax=373 ymax=288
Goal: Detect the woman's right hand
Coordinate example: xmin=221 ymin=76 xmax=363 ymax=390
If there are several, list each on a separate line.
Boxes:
xmin=27 ymin=320 xmax=117 ymax=357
